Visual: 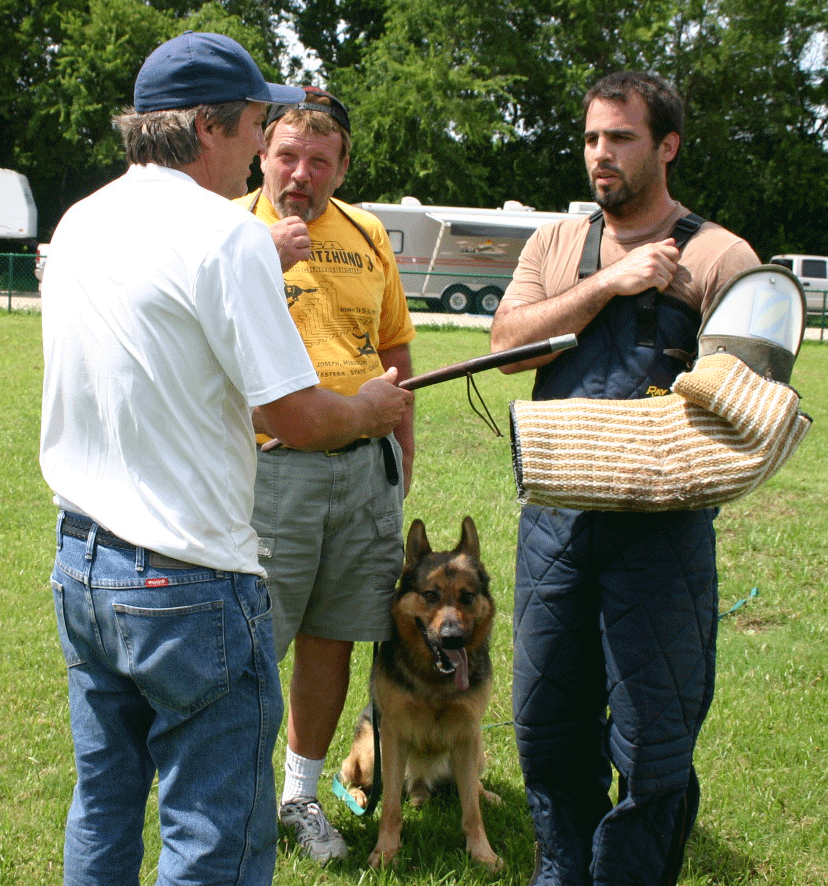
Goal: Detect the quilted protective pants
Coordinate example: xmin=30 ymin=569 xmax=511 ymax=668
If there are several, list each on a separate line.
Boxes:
xmin=513 ymin=504 xmax=717 ymax=886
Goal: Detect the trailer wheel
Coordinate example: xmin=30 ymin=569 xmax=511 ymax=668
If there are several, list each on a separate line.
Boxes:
xmin=441 ymin=283 xmax=473 ymax=313
xmin=475 ymin=285 xmax=503 ymax=315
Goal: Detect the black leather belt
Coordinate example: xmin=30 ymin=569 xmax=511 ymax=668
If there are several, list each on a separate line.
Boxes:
xmin=262 ymin=436 xmax=398 ymax=485
xmin=324 ymin=437 xmax=372 ymax=456
xmin=60 ymin=513 xmax=198 ymax=570
xmin=263 ymin=437 xmax=372 ymax=456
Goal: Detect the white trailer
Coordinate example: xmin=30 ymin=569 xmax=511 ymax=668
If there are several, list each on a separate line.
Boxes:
xmin=356 ymin=197 xmax=597 ymax=314
xmin=0 ymin=169 xmax=37 ymax=241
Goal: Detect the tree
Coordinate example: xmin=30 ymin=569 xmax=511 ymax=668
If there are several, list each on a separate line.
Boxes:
xmin=284 ymin=0 xmax=388 ymax=75
xmin=669 ymin=0 xmax=828 ymax=257
xmin=2 ymin=0 xmax=825 ymax=254
xmin=323 ymin=0 xmax=827 ymax=254
xmin=0 ymin=0 xmax=291 ymax=240
xmin=331 ymin=0 xmax=524 ymax=206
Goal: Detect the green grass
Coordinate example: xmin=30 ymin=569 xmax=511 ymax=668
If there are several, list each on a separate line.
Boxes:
xmin=1 ymin=312 xmax=826 ymax=885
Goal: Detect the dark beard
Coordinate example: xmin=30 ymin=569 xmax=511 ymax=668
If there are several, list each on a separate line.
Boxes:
xmin=276 ymin=194 xmax=312 ymax=222
xmin=589 ymin=177 xmax=635 ymax=216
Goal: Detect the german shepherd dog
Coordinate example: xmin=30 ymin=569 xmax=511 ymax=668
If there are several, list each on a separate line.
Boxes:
xmin=339 ymin=516 xmax=502 ymax=871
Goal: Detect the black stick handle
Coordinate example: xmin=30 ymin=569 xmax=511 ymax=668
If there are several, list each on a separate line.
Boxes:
xmin=398 ymin=334 xmax=578 ymax=391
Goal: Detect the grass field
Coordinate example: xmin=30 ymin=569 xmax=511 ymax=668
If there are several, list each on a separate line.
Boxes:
xmin=1 ymin=311 xmax=826 ymax=885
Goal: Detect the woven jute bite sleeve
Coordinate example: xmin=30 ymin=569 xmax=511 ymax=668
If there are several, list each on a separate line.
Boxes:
xmin=510 ymin=353 xmax=812 ymax=512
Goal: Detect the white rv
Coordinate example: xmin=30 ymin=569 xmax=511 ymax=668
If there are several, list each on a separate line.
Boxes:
xmin=0 ymin=169 xmax=37 ymax=241
xmin=356 ymin=197 xmax=598 ymax=314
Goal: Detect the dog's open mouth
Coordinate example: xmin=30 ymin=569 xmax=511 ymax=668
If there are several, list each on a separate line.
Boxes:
xmin=416 ymin=618 xmax=470 ymax=690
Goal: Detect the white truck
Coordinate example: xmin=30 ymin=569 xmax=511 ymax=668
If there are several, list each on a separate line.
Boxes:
xmin=769 ymin=254 xmax=828 ymax=315
xmin=356 ymin=197 xmax=598 ymax=314
xmin=0 ymin=169 xmax=37 ymax=242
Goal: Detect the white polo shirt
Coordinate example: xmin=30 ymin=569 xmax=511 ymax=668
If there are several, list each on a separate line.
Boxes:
xmin=40 ymin=164 xmax=319 ymax=575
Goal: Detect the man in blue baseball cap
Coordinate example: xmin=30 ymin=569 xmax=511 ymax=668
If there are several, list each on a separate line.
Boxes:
xmin=134 ymin=30 xmax=304 ymax=111
xmin=40 ymin=31 xmax=413 ymax=886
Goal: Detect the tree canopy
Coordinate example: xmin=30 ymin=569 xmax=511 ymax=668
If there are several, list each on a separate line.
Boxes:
xmin=0 ymin=0 xmax=290 ymax=237
xmin=2 ymin=0 xmax=826 ymax=258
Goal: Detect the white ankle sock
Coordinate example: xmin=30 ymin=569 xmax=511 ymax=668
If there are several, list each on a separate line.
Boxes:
xmin=282 ymin=747 xmax=326 ymax=804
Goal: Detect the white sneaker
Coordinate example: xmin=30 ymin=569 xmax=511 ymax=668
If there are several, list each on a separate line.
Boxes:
xmin=278 ymin=797 xmax=348 ymax=862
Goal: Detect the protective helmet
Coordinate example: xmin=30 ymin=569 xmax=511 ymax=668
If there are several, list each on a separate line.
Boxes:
xmin=697 ymin=264 xmax=805 ymax=383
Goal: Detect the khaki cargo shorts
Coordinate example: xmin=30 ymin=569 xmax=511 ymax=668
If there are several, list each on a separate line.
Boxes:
xmin=252 ymin=437 xmax=404 ymax=661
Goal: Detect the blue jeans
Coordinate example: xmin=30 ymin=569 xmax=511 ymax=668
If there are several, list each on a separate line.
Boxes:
xmin=50 ymin=512 xmax=282 ymax=886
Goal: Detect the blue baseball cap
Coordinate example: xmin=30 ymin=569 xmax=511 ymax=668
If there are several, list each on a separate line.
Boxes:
xmin=134 ymin=31 xmax=305 ymax=113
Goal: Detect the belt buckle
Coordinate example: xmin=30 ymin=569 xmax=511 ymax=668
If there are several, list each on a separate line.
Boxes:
xmin=324 ymin=448 xmax=343 ymax=456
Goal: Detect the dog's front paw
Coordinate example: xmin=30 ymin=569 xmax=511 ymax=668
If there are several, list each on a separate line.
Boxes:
xmin=347 ymin=787 xmax=369 ymax=809
xmin=368 ymin=839 xmax=401 ymax=868
xmin=480 ymin=786 xmax=502 ymax=806
xmin=467 ymin=833 xmax=503 ymax=873
xmin=471 ymin=846 xmax=503 ymax=873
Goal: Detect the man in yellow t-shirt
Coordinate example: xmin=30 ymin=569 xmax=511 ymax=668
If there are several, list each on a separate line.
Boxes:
xmin=235 ymin=87 xmax=415 ymax=863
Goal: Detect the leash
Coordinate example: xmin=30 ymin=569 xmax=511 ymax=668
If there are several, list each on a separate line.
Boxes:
xmin=332 ymin=642 xmax=383 ymax=816
xmin=398 ymin=334 xmax=576 ymax=436
xmin=466 ymin=374 xmax=503 ymax=436
xmin=718 ymin=587 xmax=759 ymax=620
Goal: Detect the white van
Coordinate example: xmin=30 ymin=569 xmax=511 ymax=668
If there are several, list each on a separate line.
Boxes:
xmin=769 ymin=254 xmax=828 ymax=313
xmin=0 ymin=169 xmax=37 ymax=240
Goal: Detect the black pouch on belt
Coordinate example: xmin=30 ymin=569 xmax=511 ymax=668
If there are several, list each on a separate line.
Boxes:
xmin=379 ymin=436 xmax=399 ymax=486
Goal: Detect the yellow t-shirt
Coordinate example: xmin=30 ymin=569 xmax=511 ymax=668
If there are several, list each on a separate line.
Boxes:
xmin=236 ymin=192 xmax=416 ymax=398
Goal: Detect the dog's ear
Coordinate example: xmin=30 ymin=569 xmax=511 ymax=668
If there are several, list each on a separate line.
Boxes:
xmin=456 ymin=516 xmax=480 ymax=560
xmin=405 ymin=519 xmax=431 ymax=564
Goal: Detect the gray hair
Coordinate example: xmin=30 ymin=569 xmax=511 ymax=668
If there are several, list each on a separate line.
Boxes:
xmin=113 ymin=101 xmax=248 ymax=166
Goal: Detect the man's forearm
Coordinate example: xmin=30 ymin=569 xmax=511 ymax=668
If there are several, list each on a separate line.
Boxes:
xmin=258 ymin=372 xmax=411 ymax=452
xmin=491 ymin=277 xmax=612 ymax=373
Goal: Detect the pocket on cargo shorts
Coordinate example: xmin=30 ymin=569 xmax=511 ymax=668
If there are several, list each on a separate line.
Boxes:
xmin=113 ymin=599 xmax=228 ymax=715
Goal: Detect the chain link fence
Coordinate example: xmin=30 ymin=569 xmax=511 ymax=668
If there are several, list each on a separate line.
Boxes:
xmin=1 ymin=253 xmax=40 ymax=310
xmin=2 ymin=252 xmax=825 ymax=341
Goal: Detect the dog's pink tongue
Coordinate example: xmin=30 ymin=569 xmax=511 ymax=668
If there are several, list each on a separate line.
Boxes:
xmin=447 ymin=648 xmax=469 ymax=691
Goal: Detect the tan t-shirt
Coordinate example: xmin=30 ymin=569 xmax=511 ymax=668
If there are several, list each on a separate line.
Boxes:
xmin=502 ymin=203 xmax=760 ymax=318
